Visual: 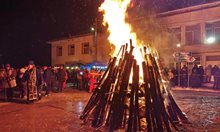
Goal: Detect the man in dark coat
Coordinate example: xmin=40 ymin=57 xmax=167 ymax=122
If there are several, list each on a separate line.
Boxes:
xmin=198 ymin=66 xmax=205 ymax=87
xmin=171 ymin=67 xmax=178 ymax=86
xmin=191 ymin=64 xmax=200 ymax=88
xmin=43 ymin=66 xmax=53 ymax=96
xmin=83 ymin=69 xmax=89 ymax=91
xmin=57 ymin=65 xmax=67 ymax=92
xmin=180 ymin=65 xmax=188 ymax=88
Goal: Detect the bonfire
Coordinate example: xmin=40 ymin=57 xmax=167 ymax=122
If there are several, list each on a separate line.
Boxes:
xmin=80 ymin=0 xmax=188 ymax=131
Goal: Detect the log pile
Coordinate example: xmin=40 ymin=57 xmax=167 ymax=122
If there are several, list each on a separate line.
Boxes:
xmin=80 ymin=40 xmax=188 ymax=131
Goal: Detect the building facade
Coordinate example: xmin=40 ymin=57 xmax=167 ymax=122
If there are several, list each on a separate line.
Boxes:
xmin=49 ymin=33 xmax=110 ymax=66
xmin=49 ymin=1 xmax=220 ymax=68
xmin=158 ymin=1 xmax=220 ymax=67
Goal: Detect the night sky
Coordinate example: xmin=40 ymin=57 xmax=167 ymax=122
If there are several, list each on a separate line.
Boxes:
xmin=0 ymin=0 xmax=219 ymax=68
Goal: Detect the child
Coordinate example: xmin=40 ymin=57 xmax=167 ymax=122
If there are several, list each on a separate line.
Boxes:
xmin=89 ymin=75 xmax=96 ymax=93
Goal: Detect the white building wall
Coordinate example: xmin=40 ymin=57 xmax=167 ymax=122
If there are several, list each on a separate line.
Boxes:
xmin=50 ymin=34 xmax=95 ymax=66
xmin=158 ymin=2 xmax=220 ymax=66
xmin=50 ymin=33 xmax=110 ymax=66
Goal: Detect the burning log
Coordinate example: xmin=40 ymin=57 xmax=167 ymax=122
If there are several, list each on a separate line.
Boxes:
xmin=80 ymin=40 xmax=188 ymax=131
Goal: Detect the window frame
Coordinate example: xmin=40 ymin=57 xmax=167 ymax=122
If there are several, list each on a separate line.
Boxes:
xmin=185 ymin=24 xmax=201 ymax=45
xmin=82 ymin=42 xmax=90 ymax=54
xmin=56 ymin=46 xmax=62 ymax=57
xmin=168 ymin=27 xmax=181 ymax=47
xmin=68 ymin=44 xmax=75 ymax=56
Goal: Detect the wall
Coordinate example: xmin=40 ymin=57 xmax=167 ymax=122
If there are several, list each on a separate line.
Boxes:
xmin=158 ymin=3 xmax=220 ymax=67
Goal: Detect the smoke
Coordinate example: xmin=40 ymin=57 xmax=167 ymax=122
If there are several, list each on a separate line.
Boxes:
xmin=127 ymin=3 xmax=173 ymax=67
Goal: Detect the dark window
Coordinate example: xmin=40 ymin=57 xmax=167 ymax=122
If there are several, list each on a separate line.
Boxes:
xmin=168 ymin=27 xmax=181 ymax=47
xmin=56 ymin=46 xmax=62 ymax=56
xmin=68 ymin=44 xmax=75 ymax=55
xmin=206 ymin=55 xmax=220 ymax=61
xmin=185 ymin=24 xmax=201 ymax=45
xmin=82 ymin=42 xmax=90 ymax=54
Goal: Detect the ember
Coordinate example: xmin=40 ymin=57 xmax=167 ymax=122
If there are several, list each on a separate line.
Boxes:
xmin=80 ymin=0 xmax=188 ymax=131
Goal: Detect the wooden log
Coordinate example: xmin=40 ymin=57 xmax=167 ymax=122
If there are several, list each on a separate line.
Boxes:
xmin=142 ymin=61 xmax=153 ymax=132
xmin=152 ymin=67 xmax=172 ymax=132
xmin=105 ymin=51 xmax=129 ymax=126
xmin=92 ymin=66 xmax=119 ymax=127
xmin=80 ymin=57 xmax=117 ymax=121
xmin=127 ymin=60 xmax=138 ymax=131
xmin=168 ymin=92 xmax=188 ymax=122
xmin=109 ymin=50 xmax=134 ymax=130
xmin=134 ymin=64 xmax=141 ymax=131
xmin=147 ymin=65 xmax=163 ymax=131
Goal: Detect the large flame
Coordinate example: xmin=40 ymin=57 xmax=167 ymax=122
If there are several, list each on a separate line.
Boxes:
xmin=99 ymin=0 xmax=144 ymax=81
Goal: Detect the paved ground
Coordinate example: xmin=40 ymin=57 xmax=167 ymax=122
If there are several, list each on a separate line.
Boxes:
xmin=0 ymin=88 xmax=92 ymax=132
xmin=0 ymin=87 xmax=220 ymax=132
xmin=172 ymin=87 xmax=220 ymax=132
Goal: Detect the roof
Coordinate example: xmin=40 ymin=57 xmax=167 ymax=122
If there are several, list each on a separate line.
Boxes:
xmin=47 ymin=33 xmax=93 ymax=44
xmin=157 ymin=1 xmax=220 ymax=17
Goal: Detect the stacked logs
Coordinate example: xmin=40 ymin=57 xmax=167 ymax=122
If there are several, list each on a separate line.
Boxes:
xmin=80 ymin=40 xmax=188 ymax=131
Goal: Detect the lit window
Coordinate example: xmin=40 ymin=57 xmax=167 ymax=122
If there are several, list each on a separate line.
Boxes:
xmin=56 ymin=46 xmax=62 ymax=56
xmin=82 ymin=42 xmax=90 ymax=54
xmin=68 ymin=44 xmax=75 ymax=55
xmin=206 ymin=21 xmax=220 ymax=44
xmin=185 ymin=24 xmax=201 ymax=45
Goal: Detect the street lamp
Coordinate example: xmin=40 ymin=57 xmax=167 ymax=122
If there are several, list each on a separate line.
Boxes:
xmin=91 ymin=26 xmax=97 ymax=61
xmin=176 ymin=43 xmax=181 ymax=86
xmin=91 ymin=27 xmax=95 ymax=32
xmin=176 ymin=43 xmax=181 ymax=48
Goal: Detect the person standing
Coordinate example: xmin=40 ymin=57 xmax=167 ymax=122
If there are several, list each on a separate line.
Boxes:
xmin=22 ymin=61 xmax=42 ymax=101
xmin=43 ymin=66 xmax=52 ymax=96
xmin=205 ymin=65 xmax=212 ymax=83
xmin=57 ymin=65 xmax=68 ymax=92
xmin=83 ymin=69 xmax=89 ymax=91
xmin=0 ymin=64 xmax=17 ymax=101
xmin=198 ymin=66 xmax=205 ymax=87
xmin=211 ymin=65 xmax=218 ymax=83
xmin=168 ymin=69 xmax=175 ymax=87
xmin=191 ymin=64 xmax=200 ymax=88
xmin=50 ymin=67 xmax=57 ymax=92
xmin=89 ymin=75 xmax=96 ymax=93
xmin=17 ymin=67 xmax=27 ymax=98
xmin=76 ymin=70 xmax=83 ymax=90
xmin=213 ymin=66 xmax=220 ymax=89
xmin=180 ymin=65 xmax=188 ymax=88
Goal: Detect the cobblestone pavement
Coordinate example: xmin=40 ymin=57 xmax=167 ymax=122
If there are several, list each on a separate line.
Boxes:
xmin=172 ymin=87 xmax=220 ymax=132
xmin=0 ymin=87 xmax=220 ymax=132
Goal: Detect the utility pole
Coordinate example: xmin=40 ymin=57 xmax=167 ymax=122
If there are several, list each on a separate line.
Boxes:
xmin=91 ymin=18 xmax=98 ymax=61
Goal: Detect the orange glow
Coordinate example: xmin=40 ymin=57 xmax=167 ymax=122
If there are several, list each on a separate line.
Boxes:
xmin=99 ymin=0 xmax=145 ymax=82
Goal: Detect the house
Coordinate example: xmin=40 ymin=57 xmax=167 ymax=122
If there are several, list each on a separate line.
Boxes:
xmin=158 ymin=1 xmax=220 ymax=67
xmin=48 ymin=33 xmax=110 ymax=67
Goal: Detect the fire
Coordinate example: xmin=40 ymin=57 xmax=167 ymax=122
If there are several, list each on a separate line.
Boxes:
xmin=99 ymin=0 xmax=144 ymax=81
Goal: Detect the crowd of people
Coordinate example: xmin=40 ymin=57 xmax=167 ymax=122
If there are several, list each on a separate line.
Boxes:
xmin=166 ymin=64 xmax=220 ymax=89
xmin=0 ymin=61 xmax=103 ymax=102
xmin=1 ymin=60 xmax=219 ymax=102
